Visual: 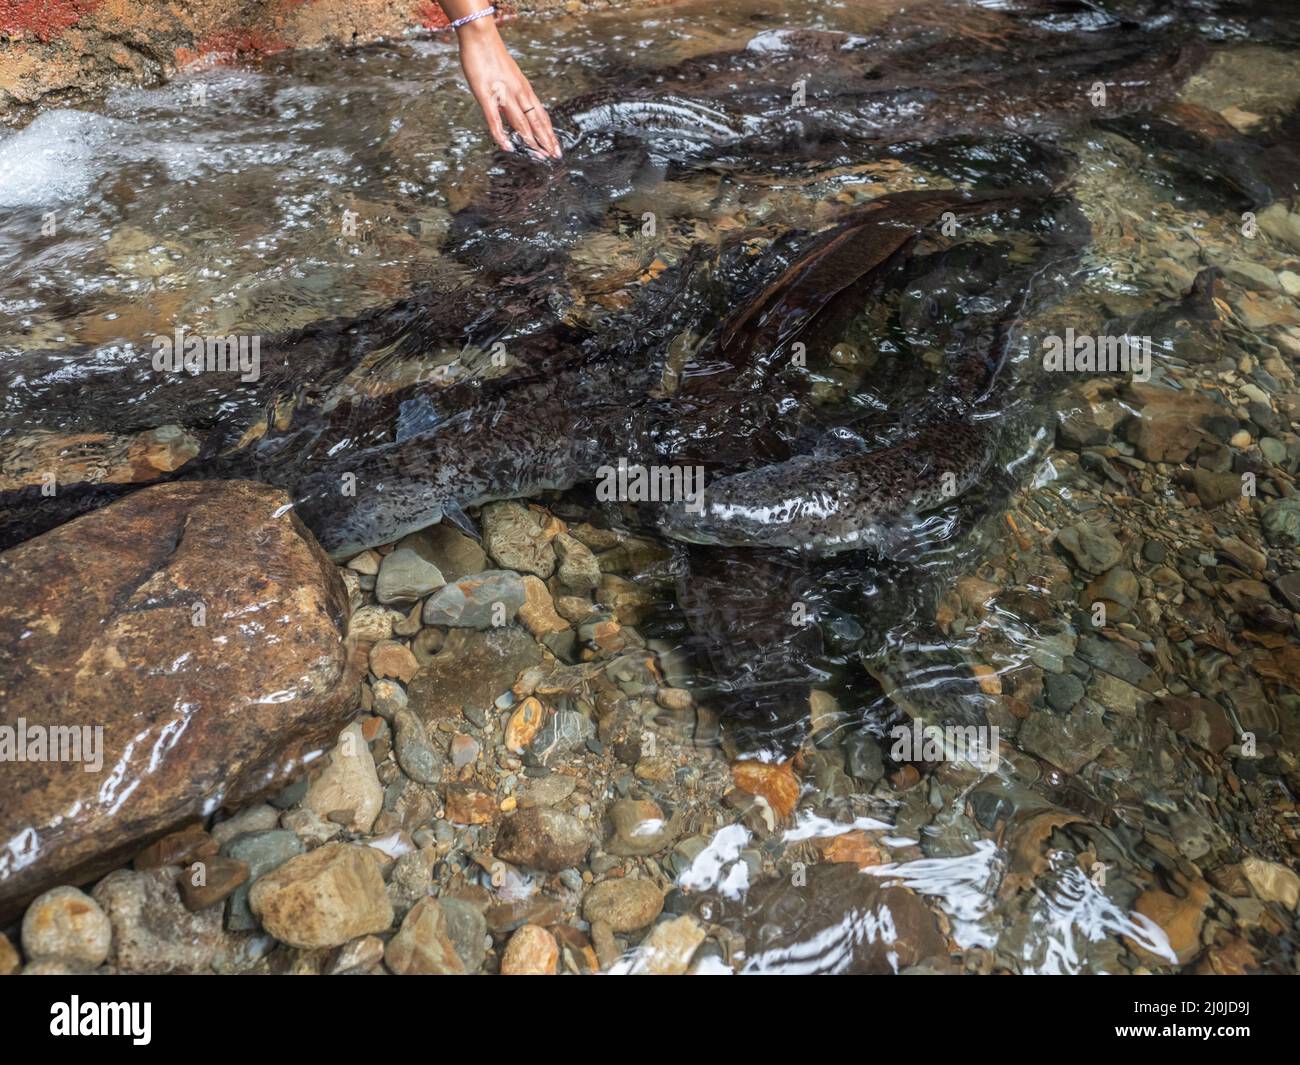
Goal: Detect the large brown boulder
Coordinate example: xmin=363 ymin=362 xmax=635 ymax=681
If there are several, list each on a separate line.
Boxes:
xmin=0 ymin=481 xmax=362 ymax=922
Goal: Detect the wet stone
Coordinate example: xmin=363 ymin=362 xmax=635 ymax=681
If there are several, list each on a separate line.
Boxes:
xmin=421 ymin=569 xmax=527 ymax=628
xmin=376 ymin=531 xmax=447 ymax=605
xmin=527 ymin=709 xmax=596 ymax=767
xmin=1261 ymin=498 xmax=1300 ymax=547
xmin=1272 ymin=571 xmax=1300 ymax=612
xmin=93 ymin=868 xmax=223 ymax=974
xmin=248 ymin=843 xmax=394 ymax=950
xmin=482 ymin=501 xmax=557 ymax=578
xmin=501 ymin=924 xmax=559 ymax=975
xmin=844 ymin=732 xmax=885 ymax=783
xmin=393 ymin=709 xmax=441 ymax=785
xmin=606 ymin=798 xmax=679 ymax=857
xmin=1044 ymin=672 xmax=1085 ymax=713
xmin=371 ymin=678 xmax=409 ymax=718
xmin=21 ymin=886 xmax=112 ymax=967
xmin=303 ymin=721 xmax=384 ymax=834
xmin=134 ymin=822 xmax=219 ymax=868
xmin=1056 ymin=522 xmax=1123 ymax=575
xmin=518 ymin=773 xmax=578 ymax=808
xmin=418 ymin=523 xmax=488 ymax=582
xmin=582 ymin=878 xmax=664 ymax=932
xmin=407 ymin=627 xmax=543 ymax=722
xmin=178 ymin=855 xmax=250 ymax=913
xmin=1017 ymin=702 xmax=1111 ymax=774
xmin=554 ymin=532 xmax=601 ymax=591
xmin=221 ymin=829 xmax=305 ymax=932
xmin=740 ymin=865 xmax=945 ymax=974
xmin=211 ymin=804 xmax=281 ymax=847
xmin=385 ymin=896 xmax=486 ymax=975
xmin=494 ymin=808 xmax=592 ymax=872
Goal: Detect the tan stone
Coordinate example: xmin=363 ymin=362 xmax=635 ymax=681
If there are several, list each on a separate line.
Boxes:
xmin=501 ymin=924 xmax=559 ymax=975
xmin=249 ymin=843 xmax=392 ymax=949
xmin=518 ymin=576 xmax=570 ymax=637
xmin=303 ymin=721 xmax=384 ymax=833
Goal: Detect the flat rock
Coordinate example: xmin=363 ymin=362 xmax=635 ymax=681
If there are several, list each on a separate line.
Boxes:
xmin=422 ymin=569 xmax=526 ymax=628
xmin=418 ymin=523 xmax=488 ymax=582
xmin=1241 ymin=858 xmax=1300 ymax=909
xmin=528 ymin=709 xmax=596 ymax=767
xmin=375 ymin=531 xmax=447 ymax=605
xmin=1018 ymin=702 xmax=1111 ymax=773
xmin=1146 ymin=695 xmax=1233 ymax=753
xmin=407 ymin=627 xmax=542 ymax=722
xmin=248 ymin=842 xmax=393 ymax=949
xmin=740 ymin=865 xmax=945 ymax=974
xmin=0 ymin=481 xmax=361 ymax=922
xmin=616 ymin=915 xmax=708 ymax=975
xmin=1121 ymin=383 xmax=1221 ymax=463
xmin=1056 ymin=522 xmax=1123 ymax=575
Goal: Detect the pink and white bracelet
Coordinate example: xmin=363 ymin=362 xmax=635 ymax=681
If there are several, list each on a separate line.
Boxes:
xmin=450 ymin=6 xmax=496 ymax=29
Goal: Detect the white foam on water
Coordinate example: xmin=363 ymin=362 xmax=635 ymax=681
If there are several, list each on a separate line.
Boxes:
xmin=676 ymin=822 xmax=751 ymax=899
xmin=0 ymin=110 xmax=131 ymax=208
xmin=1017 ymin=863 xmax=1178 ymax=974
xmin=865 ymin=839 xmax=1005 ymax=949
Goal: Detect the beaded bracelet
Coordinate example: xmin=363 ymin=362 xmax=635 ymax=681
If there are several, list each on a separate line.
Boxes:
xmin=450 ymin=6 xmax=496 ymax=29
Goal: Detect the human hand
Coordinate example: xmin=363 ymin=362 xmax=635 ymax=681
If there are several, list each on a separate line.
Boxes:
xmin=455 ymin=15 xmax=562 ymax=159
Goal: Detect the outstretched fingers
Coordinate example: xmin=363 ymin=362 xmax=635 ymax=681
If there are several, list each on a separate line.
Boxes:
xmin=520 ymin=92 xmax=561 ymax=158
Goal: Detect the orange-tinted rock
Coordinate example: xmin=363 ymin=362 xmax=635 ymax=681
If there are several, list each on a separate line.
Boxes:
xmin=249 ymin=843 xmax=393 ymax=949
xmin=369 ymin=639 xmax=419 ymax=682
xmin=1122 ymin=383 xmax=1222 ymax=463
xmin=0 ymin=931 xmax=17 ymax=975
xmin=444 ymin=785 xmax=498 ymax=825
xmin=1131 ymin=879 xmax=1211 ymax=965
xmin=0 ymin=481 xmax=362 ymax=922
xmin=731 ymin=759 xmax=801 ymax=819
xmin=0 ymin=426 xmax=202 ymax=492
xmin=814 ymin=830 xmax=887 ymax=869
xmin=505 ymin=696 xmax=547 ymax=753
xmin=501 ymin=924 xmax=559 ymax=975
xmin=177 ymin=855 xmax=249 ymax=912
xmin=518 ymin=576 xmax=570 ymax=637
